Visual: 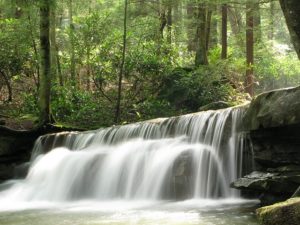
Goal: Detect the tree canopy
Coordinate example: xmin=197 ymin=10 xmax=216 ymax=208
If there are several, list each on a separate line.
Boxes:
xmin=0 ymin=0 xmax=299 ymax=129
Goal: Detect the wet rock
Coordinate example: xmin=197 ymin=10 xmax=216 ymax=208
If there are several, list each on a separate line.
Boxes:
xmin=232 ymin=167 xmax=300 ymax=205
xmin=171 ymin=151 xmax=193 ymax=200
xmin=256 ymin=198 xmax=300 ymax=225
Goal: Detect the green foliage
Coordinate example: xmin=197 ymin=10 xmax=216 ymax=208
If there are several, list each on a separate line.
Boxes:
xmin=1 ymin=0 xmax=299 ymax=129
xmin=51 ymin=86 xmax=114 ymax=128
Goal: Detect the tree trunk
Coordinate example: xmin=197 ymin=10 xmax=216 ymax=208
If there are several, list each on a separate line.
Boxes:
xmin=269 ymin=1 xmax=275 ymax=40
xmin=115 ymin=0 xmax=128 ymax=124
xmin=186 ymin=2 xmax=197 ymax=51
xmin=228 ymin=6 xmax=244 ymax=49
xmin=0 ymin=70 xmax=12 ymax=102
xmin=39 ymin=0 xmax=52 ymax=124
xmin=254 ymin=1 xmax=261 ymax=42
xmin=27 ymin=14 xmax=40 ymax=90
xmin=57 ymin=14 xmax=63 ymax=86
xmin=173 ymin=0 xmax=182 ymax=44
xmin=50 ymin=3 xmax=57 ymax=85
xmin=209 ymin=6 xmax=218 ymax=48
xmin=279 ymin=0 xmax=300 ymax=59
xmin=205 ymin=7 xmax=212 ymax=51
xmin=246 ymin=0 xmax=254 ymax=97
xmin=69 ymin=0 xmax=76 ymax=87
xmin=221 ymin=4 xmax=227 ymax=59
xmin=167 ymin=1 xmax=172 ymax=44
xmin=195 ymin=4 xmax=208 ymax=66
xmin=159 ymin=2 xmax=167 ymax=40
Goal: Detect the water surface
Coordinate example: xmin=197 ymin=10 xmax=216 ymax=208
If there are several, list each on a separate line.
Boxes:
xmin=0 ymin=199 xmax=259 ymax=225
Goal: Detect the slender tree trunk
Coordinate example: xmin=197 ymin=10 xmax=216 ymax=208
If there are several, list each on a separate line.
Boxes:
xmin=57 ymin=14 xmax=63 ymax=86
xmin=27 ymin=14 xmax=40 ymax=90
xmin=186 ymin=2 xmax=196 ymax=51
xmin=254 ymin=1 xmax=261 ymax=42
xmin=279 ymin=0 xmax=300 ymax=59
xmin=221 ymin=4 xmax=227 ymax=59
xmin=246 ymin=0 xmax=254 ymax=97
xmin=86 ymin=46 xmax=91 ymax=90
xmin=209 ymin=6 xmax=218 ymax=48
xmin=269 ymin=1 xmax=275 ymax=40
xmin=173 ymin=0 xmax=182 ymax=43
xmin=0 ymin=70 xmax=12 ymax=102
xmin=69 ymin=0 xmax=76 ymax=87
xmin=195 ymin=3 xmax=208 ymax=66
xmin=39 ymin=0 xmax=52 ymax=124
xmin=167 ymin=1 xmax=172 ymax=44
xmin=115 ymin=0 xmax=128 ymax=124
xmin=205 ymin=7 xmax=212 ymax=51
xmin=50 ymin=3 xmax=57 ymax=85
xmin=228 ymin=6 xmax=244 ymax=49
xmin=159 ymin=2 xmax=166 ymax=40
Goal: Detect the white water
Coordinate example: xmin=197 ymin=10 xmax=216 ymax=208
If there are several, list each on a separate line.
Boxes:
xmin=0 ymin=107 xmax=247 ymax=204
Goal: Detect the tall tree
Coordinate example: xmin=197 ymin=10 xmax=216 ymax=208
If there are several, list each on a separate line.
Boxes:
xmin=166 ymin=0 xmax=172 ymax=44
xmin=245 ymin=0 xmax=254 ymax=97
xmin=50 ymin=1 xmax=57 ymax=85
xmin=69 ymin=0 xmax=76 ymax=87
xmin=195 ymin=3 xmax=209 ymax=66
xmin=279 ymin=0 xmax=300 ymax=59
xmin=39 ymin=0 xmax=52 ymax=124
xmin=228 ymin=5 xmax=244 ymax=48
xmin=221 ymin=4 xmax=228 ymax=59
xmin=115 ymin=0 xmax=128 ymax=124
xmin=269 ymin=0 xmax=275 ymax=40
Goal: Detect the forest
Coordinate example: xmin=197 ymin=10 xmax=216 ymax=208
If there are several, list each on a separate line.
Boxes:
xmin=0 ymin=0 xmax=299 ymax=129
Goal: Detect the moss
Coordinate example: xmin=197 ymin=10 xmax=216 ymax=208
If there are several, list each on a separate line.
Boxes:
xmin=256 ymin=198 xmax=300 ymax=225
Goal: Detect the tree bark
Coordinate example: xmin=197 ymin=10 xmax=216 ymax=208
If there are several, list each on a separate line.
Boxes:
xmin=246 ymin=0 xmax=254 ymax=97
xmin=221 ymin=4 xmax=227 ymax=59
xmin=269 ymin=0 xmax=275 ymax=40
xmin=195 ymin=3 xmax=208 ymax=66
xmin=254 ymin=1 xmax=261 ymax=42
xmin=69 ymin=0 xmax=76 ymax=87
xmin=167 ymin=1 xmax=172 ymax=44
xmin=279 ymin=0 xmax=300 ymax=59
xmin=209 ymin=6 xmax=218 ymax=48
xmin=186 ymin=2 xmax=197 ymax=51
xmin=50 ymin=3 xmax=57 ymax=85
xmin=228 ymin=6 xmax=244 ymax=49
xmin=115 ymin=0 xmax=128 ymax=124
xmin=0 ymin=70 xmax=12 ymax=102
xmin=39 ymin=0 xmax=52 ymax=124
xmin=205 ymin=7 xmax=212 ymax=51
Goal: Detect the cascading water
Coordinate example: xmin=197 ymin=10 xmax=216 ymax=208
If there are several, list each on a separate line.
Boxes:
xmin=0 ymin=107 xmax=247 ymax=203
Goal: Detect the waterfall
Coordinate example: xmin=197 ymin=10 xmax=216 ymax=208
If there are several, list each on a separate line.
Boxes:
xmin=0 ymin=107 xmax=246 ymax=202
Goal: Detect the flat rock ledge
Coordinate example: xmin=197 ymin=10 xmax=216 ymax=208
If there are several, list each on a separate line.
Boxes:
xmin=231 ymin=165 xmax=300 ymax=205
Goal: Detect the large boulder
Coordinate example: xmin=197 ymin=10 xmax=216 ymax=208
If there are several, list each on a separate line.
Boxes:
xmin=256 ymin=198 xmax=300 ymax=225
xmin=243 ymin=86 xmax=300 ymax=130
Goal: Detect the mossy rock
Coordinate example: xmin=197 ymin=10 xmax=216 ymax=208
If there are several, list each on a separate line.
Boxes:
xmin=243 ymin=86 xmax=300 ymax=130
xmin=256 ymin=198 xmax=300 ymax=225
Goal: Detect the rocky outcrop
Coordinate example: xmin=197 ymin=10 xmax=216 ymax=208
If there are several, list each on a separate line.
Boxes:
xmin=232 ymin=167 xmax=300 ymax=205
xmin=0 ymin=124 xmax=85 ymax=182
xmin=243 ymin=86 xmax=300 ymax=130
xmin=256 ymin=198 xmax=300 ymax=225
xmin=231 ymin=86 xmax=300 ymax=206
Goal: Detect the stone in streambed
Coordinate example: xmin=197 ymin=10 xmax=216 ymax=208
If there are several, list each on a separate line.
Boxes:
xmin=256 ymin=198 xmax=300 ymax=225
